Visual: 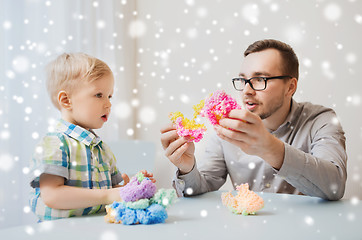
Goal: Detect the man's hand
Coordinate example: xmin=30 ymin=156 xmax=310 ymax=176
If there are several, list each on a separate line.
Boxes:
xmin=160 ymin=123 xmax=195 ymax=174
xmin=215 ymin=109 xmax=285 ymax=169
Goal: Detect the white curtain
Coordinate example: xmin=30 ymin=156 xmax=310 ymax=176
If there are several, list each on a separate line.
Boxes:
xmin=0 ymin=0 xmax=137 ymax=228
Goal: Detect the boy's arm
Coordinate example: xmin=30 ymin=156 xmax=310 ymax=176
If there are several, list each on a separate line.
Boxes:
xmin=39 ymin=174 xmax=122 ymax=210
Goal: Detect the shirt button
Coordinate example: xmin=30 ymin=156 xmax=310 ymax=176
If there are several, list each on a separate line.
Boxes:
xmin=177 ymin=179 xmax=185 ymax=188
xmin=265 ymin=183 xmax=271 ymax=188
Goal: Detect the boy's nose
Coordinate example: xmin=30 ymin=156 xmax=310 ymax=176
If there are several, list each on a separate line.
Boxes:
xmin=105 ymin=99 xmax=112 ymax=108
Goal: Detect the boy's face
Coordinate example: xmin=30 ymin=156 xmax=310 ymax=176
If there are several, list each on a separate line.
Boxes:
xmin=65 ymin=73 xmax=114 ymax=130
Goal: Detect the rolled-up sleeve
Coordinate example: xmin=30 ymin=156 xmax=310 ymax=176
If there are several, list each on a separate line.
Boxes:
xmin=278 ymin=109 xmax=347 ymax=200
xmin=173 ymin=132 xmax=228 ymax=197
xmin=30 ymin=133 xmax=70 ymax=188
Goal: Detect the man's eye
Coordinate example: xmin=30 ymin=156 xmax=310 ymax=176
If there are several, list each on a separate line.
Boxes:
xmin=95 ymin=93 xmax=103 ymax=98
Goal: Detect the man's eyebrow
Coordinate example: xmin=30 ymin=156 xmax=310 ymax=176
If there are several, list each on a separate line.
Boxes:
xmin=254 ymin=72 xmax=271 ymax=76
xmin=239 ymin=72 xmax=271 ymax=77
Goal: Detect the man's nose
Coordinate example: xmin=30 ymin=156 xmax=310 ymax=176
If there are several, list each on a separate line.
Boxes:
xmin=243 ymin=82 xmax=255 ymax=95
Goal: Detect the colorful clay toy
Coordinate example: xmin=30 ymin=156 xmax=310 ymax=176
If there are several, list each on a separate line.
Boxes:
xmin=170 ymin=90 xmax=241 ymax=142
xmin=221 ymin=183 xmax=264 ymax=216
xmin=105 ymin=172 xmax=177 ymax=225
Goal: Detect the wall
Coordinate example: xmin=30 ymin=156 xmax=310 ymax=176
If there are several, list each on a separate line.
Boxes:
xmin=0 ymin=0 xmax=361 ymax=229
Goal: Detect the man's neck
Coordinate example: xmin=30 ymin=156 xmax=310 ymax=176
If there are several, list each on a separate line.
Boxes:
xmin=263 ymin=99 xmax=292 ymax=132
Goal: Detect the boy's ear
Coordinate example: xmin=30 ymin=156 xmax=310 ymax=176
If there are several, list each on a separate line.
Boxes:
xmin=57 ymin=91 xmax=72 ymax=110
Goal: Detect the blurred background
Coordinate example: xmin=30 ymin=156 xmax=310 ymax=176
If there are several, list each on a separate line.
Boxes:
xmin=1 ymin=0 xmax=361 ymax=229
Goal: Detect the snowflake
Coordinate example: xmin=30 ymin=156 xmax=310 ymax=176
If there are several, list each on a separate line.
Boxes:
xmin=303 ymin=58 xmax=312 ymax=68
xmin=138 ymin=106 xmax=156 ymax=124
xmin=25 ymin=226 xmax=35 ymax=235
xmin=241 ymin=4 xmax=259 ymax=25
xmin=1 ymin=130 xmax=10 ymax=140
xmin=187 ymin=28 xmax=198 ymax=39
xmin=0 ymin=154 xmax=14 ymax=172
xmin=128 ymin=20 xmax=147 ymax=38
xmin=200 ymin=209 xmax=208 ymax=217
xmin=180 ymin=94 xmax=190 ymax=104
xmin=323 ymin=3 xmax=342 ymax=22
xmin=126 ymin=128 xmax=134 ymax=136
xmin=113 ymin=102 xmax=131 ymax=119
xmin=355 ymin=14 xmax=362 ymax=24
xmin=3 ymin=20 xmax=12 ymax=30
xmin=304 ymin=216 xmax=314 ymax=226
xmin=197 ymin=7 xmax=208 ymax=18
xmin=248 ymin=162 xmax=256 ymax=169
xmin=100 ymin=230 xmax=118 ymax=240
xmin=185 ymin=0 xmax=195 ymax=6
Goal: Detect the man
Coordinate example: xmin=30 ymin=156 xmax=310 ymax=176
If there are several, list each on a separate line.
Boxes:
xmin=160 ymin=39 xmax=347 ymax=200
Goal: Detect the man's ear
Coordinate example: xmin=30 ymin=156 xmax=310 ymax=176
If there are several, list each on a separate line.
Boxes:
xmin=57 ymin=91 xmax=72 ymax=110
xmin=286 ymin=77 xmax=298 ymax=97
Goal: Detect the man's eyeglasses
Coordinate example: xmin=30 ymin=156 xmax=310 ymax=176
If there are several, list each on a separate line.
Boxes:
xmin=232 ymin=76 xmax=292 ymax=91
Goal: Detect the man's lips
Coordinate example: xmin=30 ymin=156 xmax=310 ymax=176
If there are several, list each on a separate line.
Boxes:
xmin=244 ymin=100 xmax=259 ymax=111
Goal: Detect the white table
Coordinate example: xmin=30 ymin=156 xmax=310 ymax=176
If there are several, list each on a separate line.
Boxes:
xmin=1 ymin=191 xmax=361 ymax=239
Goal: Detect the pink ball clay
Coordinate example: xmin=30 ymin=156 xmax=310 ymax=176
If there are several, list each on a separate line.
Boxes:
xmin=175 ymin=117 xmax=206 ymax=143
xmin=200 ymin=90 xmax=241 ymax=125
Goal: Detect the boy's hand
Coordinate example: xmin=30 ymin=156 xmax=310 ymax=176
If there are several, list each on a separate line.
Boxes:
xmin=107 ymin=187 xmax=122 ymax=203
xmin=140 ymin=170 xmax=156 ymax=183
xmin=120 ymin=173 xmax=130 ymax=187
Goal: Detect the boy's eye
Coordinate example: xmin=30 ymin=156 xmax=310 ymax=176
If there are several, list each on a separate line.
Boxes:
xmin=95 ymin=93 xmax=103 ymax=98
xmin=109 ymin=95 xmax=112 ymax=99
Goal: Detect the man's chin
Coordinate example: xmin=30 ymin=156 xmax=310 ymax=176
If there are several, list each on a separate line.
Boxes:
xmin=259 ymin=112 xmax=272 ymax=120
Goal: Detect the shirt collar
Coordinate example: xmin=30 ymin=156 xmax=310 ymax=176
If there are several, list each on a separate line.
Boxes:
xmin=56 ymin=119 xmax=102 ymax=146
xmin=283 ymin=98 xmax=298 ymax=126
xmin=271 ymin=99 xmax=299 ymax=134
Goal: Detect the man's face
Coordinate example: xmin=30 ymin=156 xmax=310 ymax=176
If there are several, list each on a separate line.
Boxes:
xmin=238 ymin=48 xmax=291 ymax=120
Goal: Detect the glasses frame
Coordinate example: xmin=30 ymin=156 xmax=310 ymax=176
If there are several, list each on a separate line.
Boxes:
xmin=232 ymin=75 xmax=292 ymax=91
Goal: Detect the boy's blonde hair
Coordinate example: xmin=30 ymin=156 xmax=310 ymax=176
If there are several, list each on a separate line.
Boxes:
xmin=46 ymin=53 xmax=112 ymax=110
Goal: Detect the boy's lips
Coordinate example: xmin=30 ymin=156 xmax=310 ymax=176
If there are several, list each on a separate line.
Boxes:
xmin=101 ymin=115 xmax=108 ymax=122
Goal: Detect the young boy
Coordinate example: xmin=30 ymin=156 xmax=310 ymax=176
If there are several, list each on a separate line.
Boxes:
xmin=29 ymin=53 xmax=154 ymax=221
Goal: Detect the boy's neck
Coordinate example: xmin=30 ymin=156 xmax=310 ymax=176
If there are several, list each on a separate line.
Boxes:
xmin=60 ymin=110 xmax=88 ymax=130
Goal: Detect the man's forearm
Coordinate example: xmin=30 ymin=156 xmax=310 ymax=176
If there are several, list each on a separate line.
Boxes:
xmin=260 ymin=135 xmax=285 ymax=170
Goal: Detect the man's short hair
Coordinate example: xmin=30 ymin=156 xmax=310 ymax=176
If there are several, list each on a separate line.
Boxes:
xmin=244 ymin=39 xmax=299 ymax=80
xmin=46 ymin=53 xmax=112 ymax=109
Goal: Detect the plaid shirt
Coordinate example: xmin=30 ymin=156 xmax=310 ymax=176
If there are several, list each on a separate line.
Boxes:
xmin=29 ymin=119 xmax=123 ymax=221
